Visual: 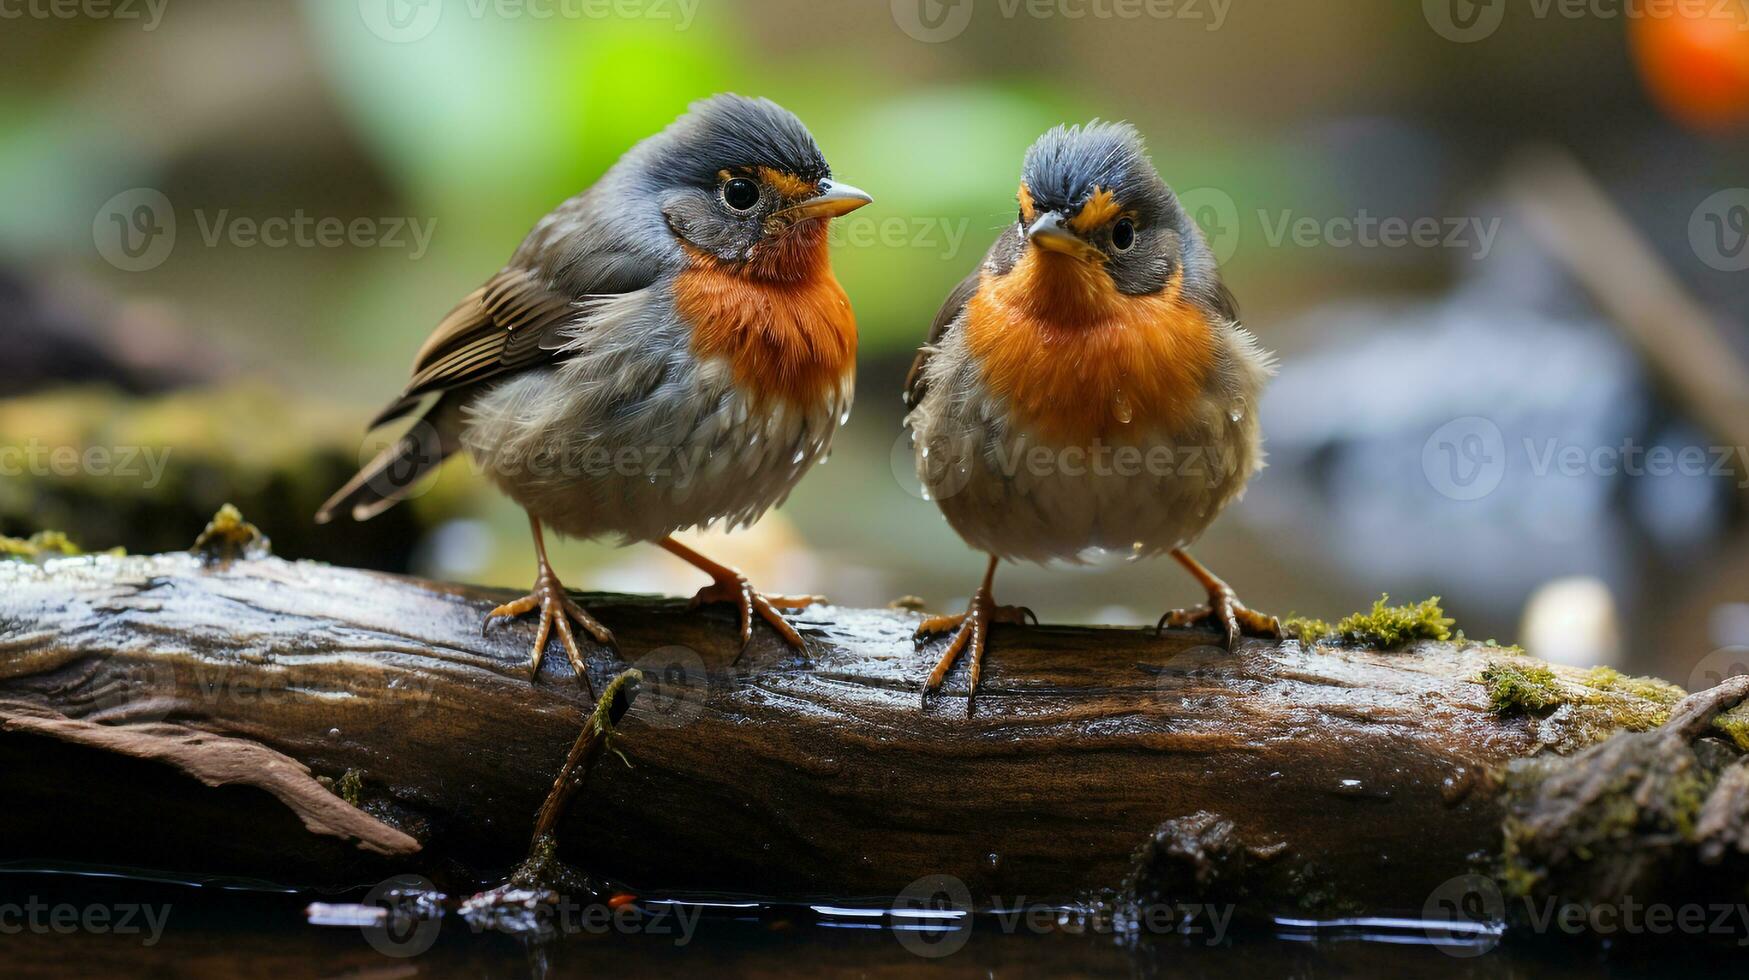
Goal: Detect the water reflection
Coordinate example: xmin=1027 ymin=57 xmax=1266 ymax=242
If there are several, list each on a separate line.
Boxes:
xmin=7 ymin=869 xmax=1743 ymax=980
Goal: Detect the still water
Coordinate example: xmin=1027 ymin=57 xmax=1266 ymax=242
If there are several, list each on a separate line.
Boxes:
xmin=6 ymin=869 xmax=1745 ymax=978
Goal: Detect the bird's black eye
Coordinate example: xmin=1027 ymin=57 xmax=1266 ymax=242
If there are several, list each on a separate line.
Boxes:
xmin=1111 ymin=217 xmax=1136 ymax=253
xmin=722 ymin=177 xmax=761 ymax=213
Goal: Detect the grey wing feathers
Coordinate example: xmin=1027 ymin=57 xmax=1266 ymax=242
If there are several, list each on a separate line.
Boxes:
xmin=903 ymin=271 xmax=980 ymax=410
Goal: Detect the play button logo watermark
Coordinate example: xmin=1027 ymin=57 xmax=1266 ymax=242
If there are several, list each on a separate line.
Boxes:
xmin=359 ymin=0 xmax=443 ymax=42
xmin=1423 ymin=874 xmax=1506 ymax=956
xmin=892 ymin=0 xmax=975 ymax=41
xmin=1422 ymin=416 xmax=1507 ymax=501
xmin=93 ymin=188 xmax=175 ymax=272
xmin=1423 ymin=0 xmax=1505 ymax=42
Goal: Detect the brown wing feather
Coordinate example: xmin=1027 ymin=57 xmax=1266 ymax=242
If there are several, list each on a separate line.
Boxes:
xmin=322 ymin=236 xmax=661 ymax=523
xmin=366 ymin=268 xmax=587 ymax=429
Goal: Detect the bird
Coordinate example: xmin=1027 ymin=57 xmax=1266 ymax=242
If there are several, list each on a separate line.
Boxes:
xmin=903 ymin=120 xmax=1278 ymax=713
xmin=317 ymin=94 xmax=870 ymax=695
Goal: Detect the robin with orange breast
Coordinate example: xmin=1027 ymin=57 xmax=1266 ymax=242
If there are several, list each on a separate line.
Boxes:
xmin=318 ymin=95 xmax=870 ymax=696
xmin=904 ymin=121 xmax=1279 ymax=713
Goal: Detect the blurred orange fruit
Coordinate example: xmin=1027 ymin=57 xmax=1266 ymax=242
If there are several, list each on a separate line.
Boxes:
xmin=1630 ymin=3 xmax=1749 ymax=130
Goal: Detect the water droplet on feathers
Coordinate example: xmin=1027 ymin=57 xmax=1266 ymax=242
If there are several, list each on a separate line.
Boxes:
xmin=1113 ymin=390 xmax=1134 ymax=424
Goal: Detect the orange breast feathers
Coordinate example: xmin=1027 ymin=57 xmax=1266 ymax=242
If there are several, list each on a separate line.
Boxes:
xmin=962 ymin=249 xmax=1217 ymax=445
xmin=673 ymin=235 xmax=857 ymax=410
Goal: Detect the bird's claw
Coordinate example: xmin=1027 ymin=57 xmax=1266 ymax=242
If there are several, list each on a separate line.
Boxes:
xmin=484 ymin=564 xmax=615 ymax=695
xmin=916 ymin=590 xmax=1032 ymax=715
xmin=1156 ymin=589 xmax=1279 ymax=651
xmin=690 ymin=573 xmax=821 ymax=663
xmin=915 ymin=602 xmax=1035 ymax=640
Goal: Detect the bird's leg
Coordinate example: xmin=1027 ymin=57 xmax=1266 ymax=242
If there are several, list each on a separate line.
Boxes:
xmin=916 ymin=554 xmax=1036 ymax=715
xmin=656 ymin=536 xmax=823 ymax=662
xmin=1156 ymin=547 xmax=1279 ymax=651
xmin=483 ymin=514 xmax=614 ymax=694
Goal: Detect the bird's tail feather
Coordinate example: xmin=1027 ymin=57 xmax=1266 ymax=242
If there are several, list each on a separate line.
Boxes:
xmin=315 ymin=401 xmax=457 ymax=524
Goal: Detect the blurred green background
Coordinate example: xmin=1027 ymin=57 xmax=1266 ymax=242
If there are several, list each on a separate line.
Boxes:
xmin=3 ymin=0 xmax=1747 ymax=684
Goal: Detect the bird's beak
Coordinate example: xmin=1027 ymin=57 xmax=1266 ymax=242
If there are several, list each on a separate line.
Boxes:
xmin=1027 ymin=211 xmax=1102 ymax=261
xmin=777 ymin=179 xmax=873 ymax=222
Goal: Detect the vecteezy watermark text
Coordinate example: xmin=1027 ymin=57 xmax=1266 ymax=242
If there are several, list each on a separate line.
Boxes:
xmin=359 ymin=0 xmax=699 ymax=43
xmin=892 ymin=0 xmax=1230 ymax=43
xmin=895 ymin=429 xmax=1242 ymax=502
xmin=1425 ymin=874 xmax=1749 ymax=957
xmin=0 ymin=441 xmax=172 ymax=489
xmin=0 ymin=0 xmax=167 ymax=29
xmin=1521 ymin=896 xmax=1749 ymax=942
xmin=890 ymin=873 xmax=1233 ymax=959
xmin=193 ymin=210 xmax=436 ymax=259
xmin=828 ymin=214 xmax=971 ymax=259
xmin=0 ymin=898 xmax=171 ymax=946
xmin=479 ymin=444 xmax=714 ymax=488
xmin=483 ymin=896 xmax=702 ymax=945
xmin=1424 ymin=0 xmax=1749 ymax=43
xmin=1256 ymin=209 xmax=1501 ymax=260
xmin=1422 ymin=418 xmax=1749 ymax=501
xmin=1179 ymin=189 xmax=1504 ymax=265
xmin=94 ymin=188 xmax=437 ymax=272
xmin=1521 ymin=438 xmax=1749 ymax=484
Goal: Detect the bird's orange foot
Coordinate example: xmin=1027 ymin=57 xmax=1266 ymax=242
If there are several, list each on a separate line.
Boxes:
xmin=1156 ymin=588 xmax=1279 ymax=651
xmin=916 ymin=591 xmax=1036 ymax=715
xmin=690 ymin=571 xmax=822 ymax=662
xmin=484 ymin=563 xmax=615 ymax=694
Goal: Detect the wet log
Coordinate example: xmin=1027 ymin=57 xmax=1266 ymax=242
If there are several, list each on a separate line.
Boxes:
xmin=0 ymin=544 xmax=1708 ymax=917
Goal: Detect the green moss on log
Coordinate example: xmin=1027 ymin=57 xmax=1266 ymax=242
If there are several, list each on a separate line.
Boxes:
xmin=1283 ymin=595 xmax=1455 ymax=649
xmin=1479 ymin=657 xmax=1701 ymax=753
xmin=190 ymin=503 xmax=271 ymax=564
xmin=1496 ymin=709 xmax=1746 ymax=913
xmin=1482 ymin=661 xmax=1564 ymax=713
xmin=1714 ymin=704 xmax=1749 ymax=752
xmin=335 ymin=769 xmax=364 ymax=808
xmin=0 ymin=529 xmax=122 ymax=562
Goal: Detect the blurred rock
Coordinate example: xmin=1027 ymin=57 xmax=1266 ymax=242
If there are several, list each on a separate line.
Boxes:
xmin=0 ymin=269 xmax=229 ymax=395
xmin=0 ymin=381 xmax=472 ymax=571
xmin=1252 ymin=226 xmax=1743 ymax=644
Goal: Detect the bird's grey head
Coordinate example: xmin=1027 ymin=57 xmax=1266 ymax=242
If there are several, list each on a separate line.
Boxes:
xmin=634 ymin=94 xmax=869 ymax=277
xmin=1017 ymin=121 xmax=1212 ymax=301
